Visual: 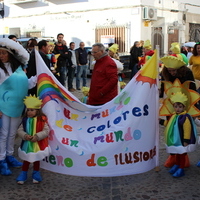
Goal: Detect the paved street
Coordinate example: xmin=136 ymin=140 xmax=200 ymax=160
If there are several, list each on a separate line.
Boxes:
xmin=1 ymin=78 xmax=200 ymax=200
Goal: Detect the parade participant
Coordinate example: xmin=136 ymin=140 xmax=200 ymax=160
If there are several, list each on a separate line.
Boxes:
xmin=160 ymin=43 xmax=195 ymax=98
xmin=108 ymin=43 xmax=123 ymax=72
xmin=108 ymin=43 xmax=119 ymax=60
xmin=16 ymin=95 xmax=51 ymax=184
xmin=0 ymin=38 xmax=36 ymax=175
xmin=138 ymin=39 xmax=154 ymax=67
xmin=46 ymin=42 xmax=57 ymax=74
xmin=189 ymin=42 xmax=200 ymax=92
xmin=108 ymin=43 xmax=124 ymax=93
xmin=160 ymin=85 xmax=199 ymax=177
xmin=88 ymin=43 xmax=118 ymax=106
xmin=160 ymin=53 xmax=196 ymax=168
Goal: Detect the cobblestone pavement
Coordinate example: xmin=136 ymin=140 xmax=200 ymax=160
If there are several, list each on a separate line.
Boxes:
xmin=1 ymin=78 xmax=200 ymax=200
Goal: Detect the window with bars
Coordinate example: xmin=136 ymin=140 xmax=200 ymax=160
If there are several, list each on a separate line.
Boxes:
xmin=95 ymin=26 xmax=126 ymax=53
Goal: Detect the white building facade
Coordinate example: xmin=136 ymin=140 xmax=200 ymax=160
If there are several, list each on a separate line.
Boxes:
xmin=0 ymin=0 xmax=200 ymax=56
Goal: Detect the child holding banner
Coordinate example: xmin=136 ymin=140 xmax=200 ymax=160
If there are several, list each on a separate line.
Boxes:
xmin=16 ymin=95 xmax=51 ymax=184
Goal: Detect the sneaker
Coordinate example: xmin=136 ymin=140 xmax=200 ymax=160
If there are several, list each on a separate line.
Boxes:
xmin=0 ymin=159 xmax=12 ymax=175
xmin=69 ymin=88 xmax=76 ymax=92
xmin=76 ymin=88 xmax=81 ymax=90
xmin=32 ymin=170 xmax=42 ymax=184
xmin=16 ymin=171 xmax=27 ymax=185
xmin=6 ymin=156 xmax=22 ymax=168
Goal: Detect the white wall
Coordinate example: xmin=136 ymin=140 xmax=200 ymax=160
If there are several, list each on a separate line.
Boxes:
xmin=1 ymin=0 xmax=200 ymax=54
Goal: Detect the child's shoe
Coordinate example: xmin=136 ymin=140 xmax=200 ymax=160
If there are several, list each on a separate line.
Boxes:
xmin=16 ymin=171 xmax=27 ymax=185
xmin=169 ymin=164 xmax=179 ymax=174
xmin=32 ymin=170 xmax=42 ymax=184
xmin=6 ymin=156 xmax=22 ymax=168
xmin=0 ymin=159 xmax=12 ymax=175
xmin=196 ymin=160 xmax=200 ymax=167
xmin=164 ymin=155 xmax=176 ymax=168
xmin=172 ymin=168 xmax=185 ymax=178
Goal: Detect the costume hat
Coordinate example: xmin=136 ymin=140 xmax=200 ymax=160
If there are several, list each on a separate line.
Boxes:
xmin=109 ymin=44 xmax=119 ymax=54
xmin=170 ymin=42 xmax=180 ymax=54
xmin=81 ymin=86 xmax=90 ymax=96
xmin=170 ymin=91 xmax=188 ymax=106
xmin=159 ymin=79 xmax=200 ymax=117
xmin=160 ymin=56 xmax=186 ymax=69
xmin=48 ymin=41 xmax=55 ymax=46
xmin=143 ymin=40 xmax=152 ymax=50
xmin=24 ymin=95 xmax=43 ymax=109
xmin=0 ymin=38 xmax=29 ymax=65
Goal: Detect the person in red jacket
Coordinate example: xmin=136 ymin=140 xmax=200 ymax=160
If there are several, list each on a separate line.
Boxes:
xmin=88 ymin=43 xmax=118 ymax=106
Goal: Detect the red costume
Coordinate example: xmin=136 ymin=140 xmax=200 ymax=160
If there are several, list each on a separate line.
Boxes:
xmin=138 ymin=50 xmax=154 ymax=66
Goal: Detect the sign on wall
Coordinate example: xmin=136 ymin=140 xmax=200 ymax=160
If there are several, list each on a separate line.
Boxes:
xmin=100 ymin=35 xmax=115 ymax=47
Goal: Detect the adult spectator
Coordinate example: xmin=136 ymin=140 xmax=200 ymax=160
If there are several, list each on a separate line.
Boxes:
xmin=53 ymin=33 xmax=70 ymax=86
xmin=88 ymin=43 xmax=118 ymax=106
xmin=0 ymin=38 xmax=36 ymax=175
xmin=181 ymin=46 xmax=188 ymax=56
xmin=27 ymin=40 xmax=51 ymax=95
xmin=186 ymin=47 xmax=193 ymax=60
xmin=68 ymin=42 xmax=77 ymax=92
xmin=75 ymin=42 xmax=88 ymax=90
xmin=129 ymin=41 xmax=143 ymax=79
xmin=8 ymin=35 xmax=17 ymax=42
xmin=139 ymin=40 xmax=144 ymax=52
xmin=26 ymin=38 xmax=38 ymax=54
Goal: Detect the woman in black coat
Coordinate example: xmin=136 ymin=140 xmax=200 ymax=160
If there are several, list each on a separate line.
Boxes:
xmin=129 ymin=41 xmax=143 ymax=79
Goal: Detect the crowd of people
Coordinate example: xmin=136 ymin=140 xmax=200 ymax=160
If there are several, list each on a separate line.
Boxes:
xmin=0 ymin=33 xmax=200 ymax=183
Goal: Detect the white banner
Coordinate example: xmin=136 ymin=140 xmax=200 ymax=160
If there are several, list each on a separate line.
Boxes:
xmin=35 ymin=50 xmax=159 ymax=177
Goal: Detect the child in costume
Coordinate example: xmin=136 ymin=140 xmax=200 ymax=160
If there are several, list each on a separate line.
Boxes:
xmin=16 ymin=95 xmax=51 ymax=184
xmin=160 ymin=48 xmax=196 ymax=168
xmin=138 ymin=39 xmax=154 ymax=67
xmin=159 ymin=79 xmax=200 ymax=177
xmin=108 ymin=44 xmax=124 ymax=93
xmin=81 ymin=86 xmax=90 ymax=104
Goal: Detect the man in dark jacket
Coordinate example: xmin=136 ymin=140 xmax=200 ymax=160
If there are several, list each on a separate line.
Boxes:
xmin=26 ymin=40 xmax=50 ymax=95
xmin=53 ymin=33 xmax=72 ymax=86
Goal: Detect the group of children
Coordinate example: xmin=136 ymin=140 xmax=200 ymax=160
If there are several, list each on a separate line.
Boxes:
xmin=1 ymin=44 xmax=200 ymax=185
